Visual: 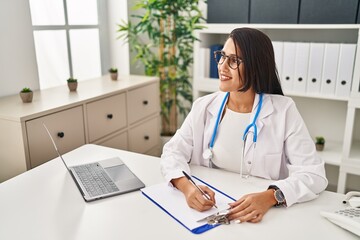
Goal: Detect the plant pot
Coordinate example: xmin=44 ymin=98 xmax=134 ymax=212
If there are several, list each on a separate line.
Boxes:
xmin=67 ymin=82 xmax=78 ymax=91
xmin=19 ymin=92 xmax=33 ymax=103
xmin=316 ymin=143 xmax=324 ymax=151
xmin=110 ymin=72 xmax=118 ymax=81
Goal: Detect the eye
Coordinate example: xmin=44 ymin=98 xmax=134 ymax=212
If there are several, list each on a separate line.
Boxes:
xmin=229 ymin=56 xmax=240 ymax=65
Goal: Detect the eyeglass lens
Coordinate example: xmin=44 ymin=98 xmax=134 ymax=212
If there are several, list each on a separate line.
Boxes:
xmin=214 ymin=51 xmax=242 ymax=70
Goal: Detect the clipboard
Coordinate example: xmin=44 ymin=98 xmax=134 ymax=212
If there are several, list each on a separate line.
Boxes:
xmin=141 ymin=176 xmax=236 ymax=234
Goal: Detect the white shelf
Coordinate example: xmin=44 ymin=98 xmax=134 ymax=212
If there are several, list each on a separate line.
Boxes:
xmin=317 ymin=140 xmax=343 ymax=166
xmin=348 ymin=140 xmax=360 ymax=161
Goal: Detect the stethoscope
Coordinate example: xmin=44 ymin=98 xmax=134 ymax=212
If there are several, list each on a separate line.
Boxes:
xmin=202 ymin=92 xmax=264 ymax=177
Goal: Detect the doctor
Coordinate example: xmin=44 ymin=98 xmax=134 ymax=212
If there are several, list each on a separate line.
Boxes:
xmin=160 ymin=27 xmax=328 ymax=223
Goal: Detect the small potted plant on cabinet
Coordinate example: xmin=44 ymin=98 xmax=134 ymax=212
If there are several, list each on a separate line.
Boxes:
xmin=315 ymin=136 xmax=325 ymax=151
xmin=108 ymin=67 xmax=118 ymax=81
xmin=67 ymin=77 xmax=78 ymax=91
xmin=19 ymin=87 xmax=33 ymax=103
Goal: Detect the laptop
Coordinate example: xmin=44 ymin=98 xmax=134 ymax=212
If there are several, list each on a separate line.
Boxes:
xmin=43 ymin=123 xmax=145 ymax=202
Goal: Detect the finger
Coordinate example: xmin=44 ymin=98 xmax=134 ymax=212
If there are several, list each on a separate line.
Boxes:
xmin=228 ymin=202 xmax=255 ymax=220
xmin=228 ymin=196 xmax=246 ymax=208
xmin=201 ymin=186 xmax=216 ymax=203
xmin=195 ymin=193 xmax=216 ymax=209
xmin=227 ymin=205 xmax=254 ymax=220
xmin=188 ymin=193 xmax=214 ymax=212
xmin=229 ymin=198 xmax=251 ymax=214
xmin=249 ymin=214 xmax=263 ymax=223
xmin=239 ymin=210 xmax=260 ymax=223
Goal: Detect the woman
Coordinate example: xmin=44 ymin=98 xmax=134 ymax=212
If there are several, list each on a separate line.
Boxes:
xmin=160 ymin=28 xmax=328 ymax=223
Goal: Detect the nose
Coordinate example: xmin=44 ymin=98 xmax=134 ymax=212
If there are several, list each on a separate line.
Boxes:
xmin=218 ymin=57 xmax=229 ymax=73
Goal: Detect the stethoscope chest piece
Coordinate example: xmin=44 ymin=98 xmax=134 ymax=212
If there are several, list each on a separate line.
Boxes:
xmin=202 ymin=148 xmax=213 ymax=160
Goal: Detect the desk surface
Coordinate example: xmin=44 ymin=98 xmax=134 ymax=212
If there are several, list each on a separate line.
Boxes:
xmin=0 ymin=144 xmax=357 ymax=240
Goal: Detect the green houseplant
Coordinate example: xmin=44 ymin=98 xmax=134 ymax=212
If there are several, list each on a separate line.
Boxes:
xmin=19 ymin=87 xmax=33 ymax=103
xmin=315 ymin=136 xmax=325 ymax=151
xmin=67 ymin=77 xmax=78 ymax=91
xmin=109 ymin=67 xmax=118 ymax=80
xmin=118 ymin=0 xmax=205 ymax=136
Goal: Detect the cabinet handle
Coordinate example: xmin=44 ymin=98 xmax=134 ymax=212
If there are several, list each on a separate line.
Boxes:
xmin=143 ymin=100 xmax=149 ymax=105
xmin=326 ymin=79 xmax=331 ymax=84
xmin=107 ymin=114 xmax=113 ymax=119
xmin=285 ymin=76 xmax=290 ymax=80
xmin=312 ymin=78 xmax=317 ymax=83
xmin=298 ymin=77 xmax=303 ymax=82
xmin=57 ymin=132 xmax=65 ymax=138
xmin=341 ymin=80 xmax=347 ymax=85
xmin=144 ymin=135 xmax=150 ymax=140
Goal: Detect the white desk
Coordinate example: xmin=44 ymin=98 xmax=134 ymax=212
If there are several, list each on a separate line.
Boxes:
xmin=0 ymin=144 xmax=357 ymax=240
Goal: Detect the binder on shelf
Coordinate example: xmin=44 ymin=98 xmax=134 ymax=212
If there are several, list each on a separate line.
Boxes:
xmin=141 ymin=176 xmax=235 ymax=234
xmin=272 ymin=41 xmax=284 ymax=79
xmin=210 ymin=44 xmax=223 ymax=79
xmin=281 ymin=42 xmax=297 ymax=93
xmin=321 ymin=43 xmax=340 ymax=95
xmin=307 ymin=43 xmax=325 ymax=94
xmin=293 ymin=42 xmax=310 ymax=93
xmin=335 ymin=44 xmax=356 ymax=97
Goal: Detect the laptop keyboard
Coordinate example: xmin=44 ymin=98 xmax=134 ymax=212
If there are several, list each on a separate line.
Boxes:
xmin=73 ymin=163 xmax=119 ymax=197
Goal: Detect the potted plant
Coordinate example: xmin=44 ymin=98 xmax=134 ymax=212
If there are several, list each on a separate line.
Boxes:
xmin=118 ymin=0 xmax=205 ymax=136
xmin=109 ymin=67 xmax=118 ymax=80
xmin=19 ymin=87 xmax=33 ymax=103
xmin=67 ymin=77 xmax=78 ymax=91
xmin=315 ymin=136 xmax=325 ymax=151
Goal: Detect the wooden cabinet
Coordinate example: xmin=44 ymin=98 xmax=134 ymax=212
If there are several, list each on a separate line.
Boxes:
xmin=86 ymin=93 xmax=127 ymax=142
xmin=0 ymin=75 xmax=160 ymax=182
xmin=26 ymin=106 xmax=86 ymax=168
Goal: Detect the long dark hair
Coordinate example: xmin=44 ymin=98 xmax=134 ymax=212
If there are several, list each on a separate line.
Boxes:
xmin=229 ymin=28 xmax=283 ymax=95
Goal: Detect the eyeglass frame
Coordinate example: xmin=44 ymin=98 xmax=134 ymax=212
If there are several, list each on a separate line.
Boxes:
xmin=213 ymin=50 xmax=243 ymax=70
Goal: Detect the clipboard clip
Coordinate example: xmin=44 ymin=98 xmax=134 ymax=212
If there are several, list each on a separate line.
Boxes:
xmin=197 ymin=209 xmax=230 ymax=225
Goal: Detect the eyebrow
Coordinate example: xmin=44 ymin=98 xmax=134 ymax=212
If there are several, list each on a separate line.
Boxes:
xmin=220 ymin=50 xmax=238 ymax=57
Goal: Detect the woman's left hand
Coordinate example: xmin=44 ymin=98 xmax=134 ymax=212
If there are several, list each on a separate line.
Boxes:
xmin=226 ymin=190 xmax=277 ymax=223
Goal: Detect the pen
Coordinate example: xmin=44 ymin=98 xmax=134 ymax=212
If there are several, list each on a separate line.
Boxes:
xmin=182 ymin=171 xmax=218 ymax=208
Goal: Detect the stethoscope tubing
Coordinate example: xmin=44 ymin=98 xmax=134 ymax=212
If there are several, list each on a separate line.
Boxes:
xmin=207 ymin=92 xmax=263 ymax=154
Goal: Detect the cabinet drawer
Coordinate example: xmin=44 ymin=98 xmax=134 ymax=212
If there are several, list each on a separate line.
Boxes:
xmin=96 ymin=131 xmax=128 ymax=150
xmin=129 ymin=117 xmax=160 ymax=153
xmin=87 ymin=93 xmax=127 ymax=142
xmin=127 ymin=83 xmax=159 ymax=124
xmin=26 ymin=106 xmax=85 ymax=168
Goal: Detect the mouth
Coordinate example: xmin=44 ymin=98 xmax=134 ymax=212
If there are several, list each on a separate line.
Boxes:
xmin=220 ymin=74 xmax=232 ymax=81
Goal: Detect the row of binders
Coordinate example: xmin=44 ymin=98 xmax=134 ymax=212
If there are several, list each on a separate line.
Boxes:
xmin=273 ymin=42 xmax=357 ymax=98
xmin=205 ymin=42 xmax=357 ymax=98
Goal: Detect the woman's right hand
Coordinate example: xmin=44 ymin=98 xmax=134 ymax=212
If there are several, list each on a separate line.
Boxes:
xmin=172 ymin=176 xmax=216 ymax=212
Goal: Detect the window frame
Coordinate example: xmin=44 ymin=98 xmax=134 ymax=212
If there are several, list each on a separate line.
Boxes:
xmin=31 ymin=0 xmax=110 ymax=88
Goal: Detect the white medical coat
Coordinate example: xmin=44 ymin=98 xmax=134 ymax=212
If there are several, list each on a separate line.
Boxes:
xmin=160 ymin=91 xmax=328 ymax=207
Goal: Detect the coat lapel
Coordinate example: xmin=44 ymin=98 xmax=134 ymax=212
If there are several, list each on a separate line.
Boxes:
xmin=243 ymin=94 xmax=274 ymax=157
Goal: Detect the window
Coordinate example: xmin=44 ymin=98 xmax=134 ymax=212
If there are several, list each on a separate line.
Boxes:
xmin=29 ymin=0 xmax=107 ymax=89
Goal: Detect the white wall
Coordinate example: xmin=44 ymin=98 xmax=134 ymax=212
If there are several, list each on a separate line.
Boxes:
xmin=107 ymin=0 xmax=130 ymax=75
xmin=0 ymin=0 xmax=39 ymax=97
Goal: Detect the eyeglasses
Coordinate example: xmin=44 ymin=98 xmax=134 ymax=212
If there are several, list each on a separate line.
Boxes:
xmin=213 ymin=50 xmax=243 ymax=70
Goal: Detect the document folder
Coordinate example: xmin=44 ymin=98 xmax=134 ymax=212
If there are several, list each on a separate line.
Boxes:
xmin=307 ymin=43 xmax=325 ymax=94
xmin=272 ymin=41 xmax=284 ymax=79
xmin=335 ymin=44 xmax=356 ymax=97
xmin=281 ymin=42 xmax=297 ymax=93
xmin=321 ymin=43 xmax=340 ymax=95
xmin=141 ymin=176 xmax=235 ymax=234
xmin=293 ymin=42 xmax=310 ymax=93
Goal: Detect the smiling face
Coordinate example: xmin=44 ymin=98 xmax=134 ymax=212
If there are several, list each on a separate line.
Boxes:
xmin=217 ymin=38 xmax=244 ymax=92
